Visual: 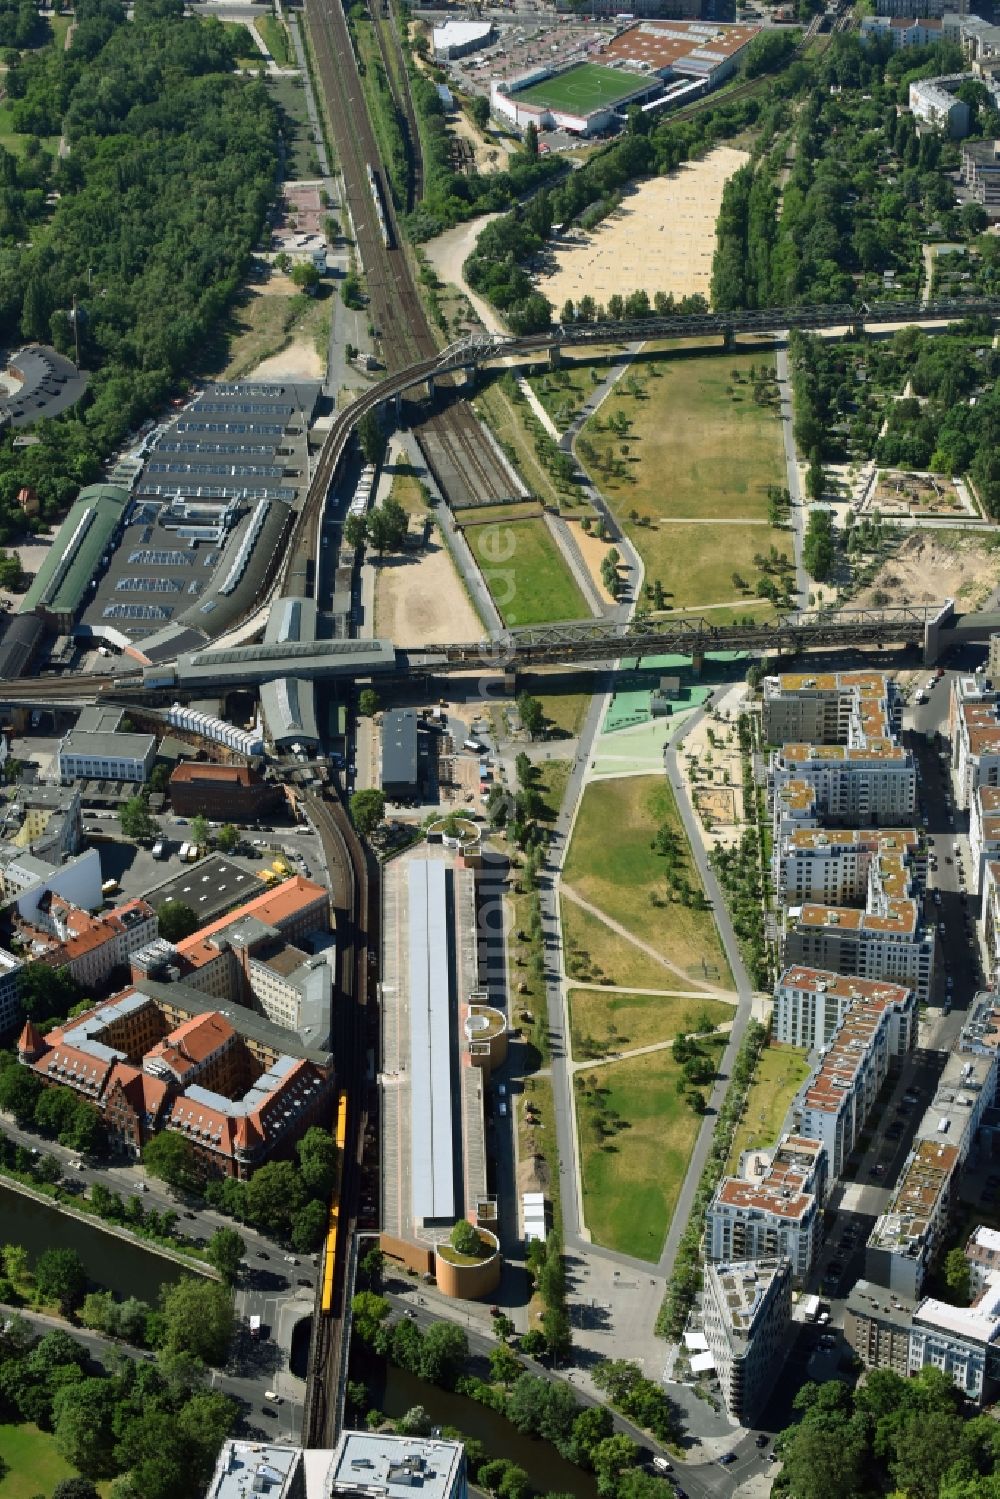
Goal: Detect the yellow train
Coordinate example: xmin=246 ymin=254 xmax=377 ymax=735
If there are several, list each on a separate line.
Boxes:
xmin=320 ymin=1091 xmax=349 ymax=1314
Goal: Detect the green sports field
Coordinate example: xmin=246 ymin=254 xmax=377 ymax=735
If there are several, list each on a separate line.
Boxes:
xmin=514 ymin=62 xmax=643 ymax=116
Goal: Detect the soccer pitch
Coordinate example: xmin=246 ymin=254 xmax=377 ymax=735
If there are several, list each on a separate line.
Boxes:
xmin=514 ymin=63 xmax=642 ymax=116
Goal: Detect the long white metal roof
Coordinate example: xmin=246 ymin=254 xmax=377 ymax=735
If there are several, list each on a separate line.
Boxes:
xmin=409 ymin=860 xmax=456 ymax=1223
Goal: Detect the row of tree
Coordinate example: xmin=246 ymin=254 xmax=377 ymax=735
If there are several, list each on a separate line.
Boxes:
xmin=0 ymin=1306 xmax=236 ymax=1499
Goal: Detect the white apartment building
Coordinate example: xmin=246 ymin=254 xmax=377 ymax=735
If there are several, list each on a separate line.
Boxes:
xmin=866 ymin=1051 xmax=995 ymax=1297
xmin=762 ymin=670 xmax=903 ymax=747
xmin=971 ymin=785 xmax=1000 ymax=894
xmin=783 ymin=897 xmax=933 ymax=1003
xmin=861 ymin=14 xmax=944 ymax=44
xmin=21 ymin=896 xmax=158 ymax=990
xmin=965 ymin=1225 xmax=1000 ymax=1294
xmin=980 ymin=861 xmax=1000 ymax=987
xmin=774 ymin=967 xmax=916 ymax=1054
xmin=949 ymin=672 xmax=1000 ymax=809
xmin=909 ymin=74 xmax=972 ymax=136
xmin=0 ymin=946 xmax=23 ymax=1037
xmin=774 ymin=826 xmax=921 ymax=907
xmin=770 ymin=744 xmax=917 ymax=829
xmin=909 ymin=1281 xmax=1000 ymax=1401
xmin=789 ymin=979 xmax=911 ymax=1176
xmin=705 ymin=1135 xmax=827 ymax=1284
xmin=702 ymin=1258 xmax=792 ymax=1425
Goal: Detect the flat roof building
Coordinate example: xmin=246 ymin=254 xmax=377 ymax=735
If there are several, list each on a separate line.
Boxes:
xmin=20 ymin=484 xmax=130 ymax=632
xmin=144 ymin=855 xmax=270 ymax=926
xmin=409 ymin=860 xmax=457 ymax=1224
xmin=706 ymin=1134 xmax=827 ymax=1284
xmin=910 ymin=73 xmax=973 ymax=136
xmin=868 ymin=1137 xmax=962 ymax=1297
xmin=169 ymin=762 xmax=283 ymax=822
xmin=207 ymin=1434 xmax=468 ymax=1499
xmin=58 ymin=705 xmax=156 ymax=785
xmin=966 ymin=1223 xmax=1000 ymax=1293
xmin=774 ymin=967 xmax=916 ymax=1053
xmin=702 ymin=1258 xmax=792 ymax=1425
xmin=382 ymin=709 xmax=420 ymax=801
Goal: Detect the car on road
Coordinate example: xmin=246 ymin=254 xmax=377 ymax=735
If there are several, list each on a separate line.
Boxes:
xmin=718 ymin=1453 xmax=737 ymax=1467
xmin=755 ymin=1434 xmax=769 ymax=1449
xmin=261 ymin=1407 xmax=277 ymax=1418
xmin=258 ymin=1251 xmax=269 ymax=1260
xmin=653 ymin=1458 xmax=672 ymax=1473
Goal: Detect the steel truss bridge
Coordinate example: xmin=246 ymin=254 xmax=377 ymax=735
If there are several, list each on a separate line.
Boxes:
xmin=406 ymin=602 xmax=954 ymax=673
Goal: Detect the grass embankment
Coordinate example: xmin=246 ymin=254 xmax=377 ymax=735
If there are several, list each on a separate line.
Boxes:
xmin=219 ymin=284 xmax=333 ymax=379
xmin=575 ymin=353 xmax=791 ymax=609
xmin=466 ymin=517 xmax=587 ymax=628
xmin=562 ymin=775 xmax=733 ymax=990
xmin=473 ymin=376 xmax=574 ymax=513
xmin=724 ymin=1042 xmax=813 ymax=1172
xmin=267 ymin=74 xmax=322 ymax=181
xmin=575 ymin=1037 xmax=725 ymax=1259
xmin=257 ymin=14 xmax=293 ymax=64
xmin=387 ymin=464 xmax=431 ymax=515
xmin=531 ymin=687 xmax=591 ymax=739
xmin=569 ymin=989 xmax=733 ymax=1059
xmin=562 ymin=896 xmax=701 ymax=991
xmin=349 ymin=14 xmax=407 ymax=208
xmin=0 ymin=1423 xmax=112 ymax=1499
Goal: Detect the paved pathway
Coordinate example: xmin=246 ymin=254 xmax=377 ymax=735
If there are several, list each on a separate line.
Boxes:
xmin=774 ymin=343 xmax=809 ymax=606
xmin=571 ymin=1021 xmax=735 ymax=1075
xmin=561 ymin=883 xmax=733 ymax=998
xmin=518 ymin=375 xmax=560 ymax=441
xmin=542 ymin=510 xmax=605 ymax=617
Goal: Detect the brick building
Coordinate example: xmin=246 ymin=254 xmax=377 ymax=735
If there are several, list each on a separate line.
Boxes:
xmin=168 ymin=762 xmax=283 ymax=822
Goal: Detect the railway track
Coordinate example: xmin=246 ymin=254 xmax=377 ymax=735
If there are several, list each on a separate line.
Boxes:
xmin=366 ymin=0 xmax=423 ymax=211
xmin=301 ymin=788 xmax=378 ymax=1447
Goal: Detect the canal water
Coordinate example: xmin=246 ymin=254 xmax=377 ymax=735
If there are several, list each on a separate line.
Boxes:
xmin=1 ymin=1181 xmax=189 ymax=1302
xmin=369 ymin=1357 xmax=601 ymax=1499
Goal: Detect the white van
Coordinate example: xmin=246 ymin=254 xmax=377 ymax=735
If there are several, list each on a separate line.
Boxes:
xmin=264 ymin=1391 xmax=282 ymax=1404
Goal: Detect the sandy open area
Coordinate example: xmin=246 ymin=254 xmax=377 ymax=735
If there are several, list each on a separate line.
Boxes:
xmin=567 ymin=517 xmax=617 ymax=604
xmin=249 ymin=335 xmax=324 ymax=381
xmin=536 ymin=145 xmax=749 ymax=310
xmin=375 ymin=538 xmax=481 ymax=645
xmin=852 ymin=530 xmax=1000 ymax=612
xmin=421 ymin=213 xmax=505 ymax=334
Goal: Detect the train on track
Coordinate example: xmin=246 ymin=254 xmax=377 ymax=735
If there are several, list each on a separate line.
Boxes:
xmin=320 ymin=1089 xmax=350 ymax=1315
xmin=367 ymin=163 xmax=392 ymax=250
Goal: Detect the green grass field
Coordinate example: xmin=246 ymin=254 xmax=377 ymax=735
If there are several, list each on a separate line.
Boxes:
xmin=0 ymin=1423 xmax=111 ymax=1499
xmin=725 ymin=1042 xmax=813 ymax=1172
xmin=561 ymin=895 xmax=705 ymax=991
xmin=575 ymin=352 xmax=791 ymax=608
xmin=257 ymin=14 xmax=293 ymax=65
xmin=575 ymin=1040 xmax=725 ymax=1258
xmin=563 ymin=775 xmax=733 ymax=988
xmin=569 ymin=988 xmax=733 ymax=1058
xmin=514 ymin=62 xmax=643 ymax=115
xmin=467 ymin=517 xmax=587 ymax=627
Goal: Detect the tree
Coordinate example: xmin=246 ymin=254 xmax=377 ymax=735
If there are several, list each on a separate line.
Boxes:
xmin=344 ymin=512 xmax=367 ymax=548
xmin=297 ymin=1126 xmax=339 ymax=1197
xmin=449 ymin=1219 xmax=483 ymax=1257
xmin=290 ymin=261 xmax=320 ymax=293
xmin=34 ymin=1248 xmax=87 ymax=1313
xmin=143 ymin=1130 xmax=201 ymax=1192
xmin=517 ymin=693 xmax=545 ymax=740
xmin=489 ymin=1341 xmax=521 ymax=1386
xmin=944 ymin=1246 xmax=971 ymax=1303
xmin=470 ymin=94 xmax=490 ymax=131
xmin=243 ymin=1159 xmax=306 ymax=1236
xmin=357 ymin=410 xmax=385 ymax=467
xmin=52 ymin=1378 xmax=117 ymax=1479
xmin=190 ymin=814 xmax=210 ymax=848
xmin=206 ymin=1228 xmax=245 ymax=1284
xmin=156 ymin=899 xmax=199 ymax=943
xmin=351 ymin=1290 xmax=391 ymax=1343
xmin=52 ymin=1481 xmax=100 ymax=1499
xmin=572 ymin=1403 xmax=613 ymax=1464
xmin=0 ymin=550 xmax=24 ymax=591
xmin=367 ymin=499 xmax=407 ymax=555
xmin=524 ymin=122 xmax=539 ymax=158
xmin=358 ymin=688 xmax=380 ymax=718
xmin=216 ymin=824 xmax=238 ymax=854
xmin=350 ymin=788 xmax=385 ymax=837
xmin=18 ymin=962 xmax=81 ymax=1023
xmin=592 ymin=1435 xmax=640 ymax=1497
xmin=159 ymin=1278 xmax=234 ymax=1365
xmin=418 ymin=1321 xmax=468 ymax=1388
xmin=120 ymin=795 xmax=158 ymax=842
xmin=291 ymin=1197 xmax=328 ymax=1253
xmin=0 ymin=1065 xmax=42 ymax=1124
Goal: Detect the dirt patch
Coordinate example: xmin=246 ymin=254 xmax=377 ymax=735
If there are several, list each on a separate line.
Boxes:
xmin=567 ymin=517 xmax=617 ymax=604
xmin=421 ymin=213 xmax=505 ymax=333
xmin=374 ymin=537 xmax=481 ymax=645
xmin=249 ymin=334 xmax=324 ymax=381
xmin=536 ymin=145 xmax=749 ymax=310
xmin=852 ymin=530 xmax=1000 ymax=612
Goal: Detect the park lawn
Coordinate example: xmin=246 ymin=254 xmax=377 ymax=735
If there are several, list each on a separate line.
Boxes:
xmin=575 ymin=1041 xmax=725 ymax=1259
xmin=257 ymin=13 xmax=293 ymax=65
xmin=468 ymin=518 xmax=587 ymax=627
xmin=654 ymin=600 xmax=777 ymax=627
xmin=387 ymin=467 xmax=429 ymax=516
xmin=577 ymin=351 xmax=784 ymax=522
xmin=535 ymin=758 xmax=571 ymax=822
xmin=0 ymin=104 xmax=58 ymax=157
xmin=0 ymin=1422 xmax=112 ymax=1499
xmin=561 ymin=892 xmax=705 ymax=993
xmin=527 ymin=364 xmax=604 ymax=432
xmin=473 ymin=378 xmax=566 ymax=512
xmin=563 ymin=775 xmax=732 ymax=988
xmin=266 ymin=75 xmax=320 ymax=181
xmin=630 ymin=521 xmax=792 ymax=613
xmin=454 ymin=501 xmax=542 ymax=527
xmin=48 ymin=13 xmax=71 ymax=47
xmin=533 ymin=687 xmax=591 ymax=739
xmin=725 ymin=1042 xmax=813 ymax=1173
xmin=568 ymin=988 xmax=733 ymax=1059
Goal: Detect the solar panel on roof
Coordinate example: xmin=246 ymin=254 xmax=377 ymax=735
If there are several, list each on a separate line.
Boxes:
xmin=192 ymin=401 xmax=295 ymax=417
xmin=127 ymin=549 xmax=193 ymax=567
xmin=153 ymin=438 xmax=279 ymax=458
xmin=115 ymin=576 xmax=184 ymax=593
xmin=102 ymin=603 xmax=174 ymax=620
xmin=174 ymin=420 xmax=285 ymax=437
xmin=147 ymin=461 xmax=286 ymax=480
xmin=134 ymin=481 xmax=295 ymax=503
